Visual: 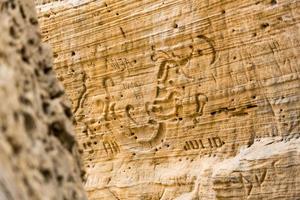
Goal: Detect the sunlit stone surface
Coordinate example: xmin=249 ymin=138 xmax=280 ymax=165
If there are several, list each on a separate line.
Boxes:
xmin=35 ymin=0 xmax=300 ymax=199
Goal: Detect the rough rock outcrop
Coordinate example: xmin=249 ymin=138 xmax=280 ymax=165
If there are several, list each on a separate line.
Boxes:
xmin=36 ymin=0 xmax=300 ymax=199
xmin=0 ymin=0 xmax=87 ymax=199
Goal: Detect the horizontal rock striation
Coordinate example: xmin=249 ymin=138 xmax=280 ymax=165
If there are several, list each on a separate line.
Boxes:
xmin=35 ymin=0 xmax=300 ymax=199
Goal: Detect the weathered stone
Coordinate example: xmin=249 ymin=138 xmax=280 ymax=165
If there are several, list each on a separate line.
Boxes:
xmin=36 ymin=0 xmax=300 ymax=199
xmin=0 ymin=0 xmax=87 ymax=199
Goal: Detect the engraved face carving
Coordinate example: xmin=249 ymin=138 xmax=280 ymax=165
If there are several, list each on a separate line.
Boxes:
xmin=80 ymin=35 xmax=216 ymax=153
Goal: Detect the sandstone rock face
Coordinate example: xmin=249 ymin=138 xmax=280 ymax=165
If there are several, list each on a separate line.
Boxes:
xmin=0 ymin=0 xmax=87 ymax=199
xmin=35 ymin=0 xmax=300 ymax=199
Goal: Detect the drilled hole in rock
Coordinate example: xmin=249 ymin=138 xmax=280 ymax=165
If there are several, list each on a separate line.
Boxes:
xmin=261 ymin=23 xmax=270 ymax=29
xmin=271 ymin=0 xmax=277 ymax=5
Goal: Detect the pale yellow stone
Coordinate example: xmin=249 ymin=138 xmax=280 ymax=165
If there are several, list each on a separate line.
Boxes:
xmin=36 ymin=0 xmax=300 ymax=199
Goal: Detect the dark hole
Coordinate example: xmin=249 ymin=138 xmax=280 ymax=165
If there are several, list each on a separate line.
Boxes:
xmin=20 ymin=5 xmax=26 ymax=19
xmin=211 ymin=111 xmax=217 ymax=115
xmin=48 ymin=121 xmax=63 ymax=137
xmin=57 ymin=175 xmax=63 ymax=185
xmin=29 ymin=18 xmax=38 ymax=25
xmin=198 ymin=49 xmax=203 ymax=56
xmin=271 ymin=0 xmax=277 ymax=5
xmin=42 ymin=101 xmax=50 ymax=114
xmin=40 ymin=168 xmax=52 ymax=182
xmin=261 ymin=23 xmax=270 ymax=29
xmin=63 ymin=105 xmax=73 ymax=119
xmin=9 ymin=26 xmax=17 ymax=38
xmin=28 ymin=38 xmax=35 ymax=45
xmin=22 ymin=112 xmax=36 ymax=133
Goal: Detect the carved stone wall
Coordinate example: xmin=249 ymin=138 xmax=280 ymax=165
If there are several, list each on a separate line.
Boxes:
xmin=0 ymin=0 xmax=87 ymax=199
xmin=35 ymin=0 xmax=300 ymax=199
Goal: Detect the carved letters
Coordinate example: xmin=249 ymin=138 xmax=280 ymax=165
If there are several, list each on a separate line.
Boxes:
xmin=184 ymin=137 xmax=225 ymax=151
xmin=103 ymin=140 xmax=120 ymax=156
xmin=107 ymin=58 xmax=132 ymax=72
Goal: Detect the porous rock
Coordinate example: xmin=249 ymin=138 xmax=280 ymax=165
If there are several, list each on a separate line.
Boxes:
xmin=0 ymin=0 xmax=87 ymax=199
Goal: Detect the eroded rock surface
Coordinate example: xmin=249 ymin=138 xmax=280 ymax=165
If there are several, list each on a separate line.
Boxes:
xmin=0 ymin=0 xmax=87 ymax=199
xmin=36 ymin=0 xmax=300 ymax=199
